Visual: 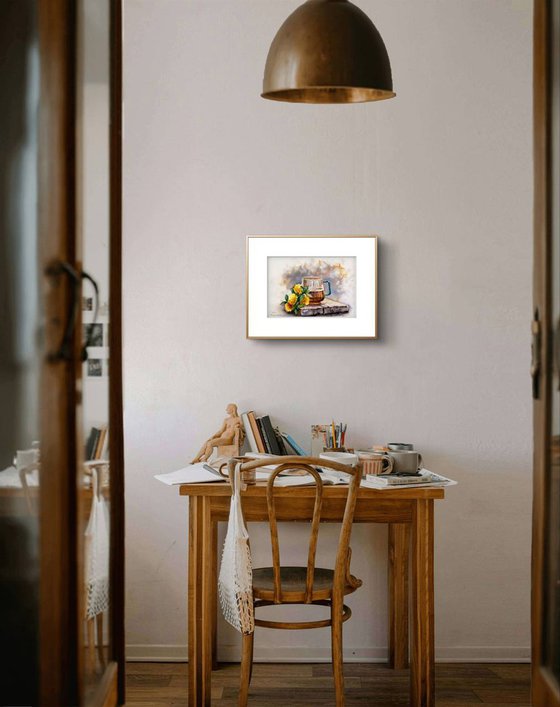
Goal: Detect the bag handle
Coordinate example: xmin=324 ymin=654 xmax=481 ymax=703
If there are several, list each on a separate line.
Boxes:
xmin=227 ymin=458 xmax=247 ymax=497
xmin=91 ymin=466 xmax=100 ymax=499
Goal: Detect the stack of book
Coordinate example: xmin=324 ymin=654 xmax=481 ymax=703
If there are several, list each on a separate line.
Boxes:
xmin=241 ymin=411 xmax=307 ymax=457
xmin=85 ymin=426 xmax=109 ymax=461
xmin=361 ymin=470 xmax=455 ymax=489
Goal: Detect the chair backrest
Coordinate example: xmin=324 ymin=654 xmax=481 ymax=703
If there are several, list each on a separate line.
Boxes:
xmin=238 ymin=455 xmax=362 ymax=604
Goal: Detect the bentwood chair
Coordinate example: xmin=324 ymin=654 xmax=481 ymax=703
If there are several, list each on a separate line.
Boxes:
xmin=235 ymin=455 xmax=363 ymax=707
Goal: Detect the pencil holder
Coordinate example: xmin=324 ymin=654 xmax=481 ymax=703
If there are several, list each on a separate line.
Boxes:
xmin=323 ymin=447 xmax=347 ymax=453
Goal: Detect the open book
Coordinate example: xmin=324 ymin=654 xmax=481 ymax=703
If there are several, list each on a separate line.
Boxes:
xmin=273 ymin=471 xmax=349 ymax=487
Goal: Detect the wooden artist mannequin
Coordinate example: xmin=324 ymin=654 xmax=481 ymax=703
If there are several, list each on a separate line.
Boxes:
xmin=191 ymin=403 xmax=244 ymax=463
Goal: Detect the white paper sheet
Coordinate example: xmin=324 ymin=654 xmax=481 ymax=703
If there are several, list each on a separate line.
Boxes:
xmin=154 ymin=464 xmax=225 ymax=486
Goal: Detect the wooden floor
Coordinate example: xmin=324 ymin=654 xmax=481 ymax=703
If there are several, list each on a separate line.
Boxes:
xmin=125 ymin=661 xmax=531 ymax=706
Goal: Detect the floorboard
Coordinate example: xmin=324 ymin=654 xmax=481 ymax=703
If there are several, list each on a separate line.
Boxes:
xmin=125 ymin=662 xmax=530 ymax=706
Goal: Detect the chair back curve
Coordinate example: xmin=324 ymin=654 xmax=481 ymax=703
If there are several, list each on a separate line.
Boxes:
xmin=238 ymin=455 xmax=363 ymax=604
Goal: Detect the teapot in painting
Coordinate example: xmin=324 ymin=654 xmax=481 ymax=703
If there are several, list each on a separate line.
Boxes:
xmin=302 ymin=276 xmax=332 ymax=304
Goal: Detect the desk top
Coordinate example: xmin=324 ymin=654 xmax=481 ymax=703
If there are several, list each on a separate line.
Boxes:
xmin=178 ymin=481 xmax=445 ymax=500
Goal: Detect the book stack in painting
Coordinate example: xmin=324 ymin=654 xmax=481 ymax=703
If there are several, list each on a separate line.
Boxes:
xmin=241 ymin=411 xmax=307 ymax=457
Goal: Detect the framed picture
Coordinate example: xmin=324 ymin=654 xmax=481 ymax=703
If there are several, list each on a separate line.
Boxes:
xmin=246 ymin=235 xmax=378 ymax=339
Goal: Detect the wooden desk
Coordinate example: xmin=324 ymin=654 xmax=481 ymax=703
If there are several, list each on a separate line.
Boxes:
xmin=178 ymin=482 xmax=445 ymax=707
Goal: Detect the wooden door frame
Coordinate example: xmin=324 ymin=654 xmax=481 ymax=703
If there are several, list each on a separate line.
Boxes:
xmin=38 ymin=1 xmax=80 ymax=704
xmin=109 ymin=0 xmax=125 ymax=704
xmin=38 ymin=0 xmax=124 ymax=704
xmin=532 ymin=0 xmax=560 ymax=703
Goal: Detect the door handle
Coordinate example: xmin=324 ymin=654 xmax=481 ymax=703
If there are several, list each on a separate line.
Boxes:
xmin=46 ymin=261 xmax=100 ymax=362
xmin=46 ymin=261 xmax=81 ymax=362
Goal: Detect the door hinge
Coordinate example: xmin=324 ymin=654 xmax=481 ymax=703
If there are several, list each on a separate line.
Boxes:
xmin=531 ymin=312 xmax=542 ymax=400
xmin=555 ymin=317 xmax=560 ymax=392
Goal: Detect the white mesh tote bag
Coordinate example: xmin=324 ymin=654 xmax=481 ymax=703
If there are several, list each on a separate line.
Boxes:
xmin=218 ymin=461 xmax=254 ymax=634
xmin=84 ymin=466 xmax=110 ymax=619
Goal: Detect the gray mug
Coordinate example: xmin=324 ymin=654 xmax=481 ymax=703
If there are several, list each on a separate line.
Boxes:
xmin=388 ymin=450 xmax=423 ymax=474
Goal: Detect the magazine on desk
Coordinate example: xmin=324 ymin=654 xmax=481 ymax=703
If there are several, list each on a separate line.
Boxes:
xmin=361 ymin=469 xmax=457 ymax=490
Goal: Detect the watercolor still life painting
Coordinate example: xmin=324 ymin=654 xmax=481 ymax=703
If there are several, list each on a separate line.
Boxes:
xmin=247 ymin=236 xmax=377 ymax=340
xmin=267 ymin=256 xmax=357 ymax=318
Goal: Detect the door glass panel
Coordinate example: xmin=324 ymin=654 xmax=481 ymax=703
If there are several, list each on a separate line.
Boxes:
xmin=76 ymin=0 xmax=111 ymax=698
xmin=0 ymin=1 xmax=41 ymax=703
xmin=544 ymin=0 xmax=560 ymax=681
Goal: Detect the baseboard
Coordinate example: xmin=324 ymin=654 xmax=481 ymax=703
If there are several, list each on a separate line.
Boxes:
xmin=126 ymin=644 xmax=188 ymax=662
xmin=436 ymin=646 xmax=531 ymax=662
xmin=126 ymin=644 xmax=530 ymax=663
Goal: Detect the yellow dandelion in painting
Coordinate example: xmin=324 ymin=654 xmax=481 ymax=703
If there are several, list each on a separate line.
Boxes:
xmin=284 ymin=302 xmax=294 ymax=312
xmin=293 ymin=283 xmax=303 ymax=294
xmin=301 ymin=294 xmax=310 ymax=306
xmin=287 ymin=293 xmax=297 ymax=305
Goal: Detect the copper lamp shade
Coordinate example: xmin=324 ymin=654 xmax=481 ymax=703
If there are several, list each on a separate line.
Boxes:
xmin=262 ymin=0 xmax=395 ymax=104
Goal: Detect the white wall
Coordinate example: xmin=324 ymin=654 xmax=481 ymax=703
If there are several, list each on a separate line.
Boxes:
xmin=123 ymin=0 xmax=533 ymax=662
xmin=81 ymin=0 xmax=110 ymax=432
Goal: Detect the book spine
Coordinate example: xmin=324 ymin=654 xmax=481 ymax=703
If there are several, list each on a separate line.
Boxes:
xmin=241 ymin=413 xmax=259 ymax=453
xmin=256 ymin=418 xmax=271 ymax=453
xmin=87 ymin=428 xmax=101 ymax=460
xmin=274 ymin=429 xmax=288 ymax=455
xmin=95 ymin=427 xmax=107 ymax=460
xmin=247 ymin=412 xmax=266 ymax=453
xmin=85 ymin=428 xmax=95 ymax=460
xmin=282 ymin=433 xmax=306 ymax=456
xmin=260 ymin=416 xmax=282 ymax=456
xmin=280 ymin=435 xmax=300 ymax=456
xmin=365 ymin=474 xmax=424 ymax=486
xmin=102 ymin=429 xmax=109 ymax=459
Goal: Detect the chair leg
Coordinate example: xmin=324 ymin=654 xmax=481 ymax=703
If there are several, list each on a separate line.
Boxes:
xmin=239 ymin=631 xmax=254 ymax=707
xmin=87 ymin=618 xmax=96 ymax=670
xmin=331 ymin=602 xmax=345 ymax=707
xmin=96 ymin=613 xmax=104 ymax=666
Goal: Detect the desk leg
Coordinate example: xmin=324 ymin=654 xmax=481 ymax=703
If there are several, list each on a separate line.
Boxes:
xmin=410 ymin=499 xmax=435 ymax=707
xmin=388 ymin=523 xmax=409 ymax=669
xmin=188 ymin=496 xmax=213 ymax=707
xmin=211 ymin=521 xmax=218 ymax=670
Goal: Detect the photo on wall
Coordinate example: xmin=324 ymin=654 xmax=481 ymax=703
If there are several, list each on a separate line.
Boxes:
xmin=247 ymin=235 xmax=378 ymax=339
xmin=83 ymin=323 xmax=103 ymax=347
xmin=87 ymin=358 xmax=103 ymax=378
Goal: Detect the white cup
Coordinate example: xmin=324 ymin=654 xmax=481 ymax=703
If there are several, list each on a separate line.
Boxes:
xmin=388 ymin=450 xmax=423 ymax=474
xmin=16 ymin=448 xmax=39 ymax=472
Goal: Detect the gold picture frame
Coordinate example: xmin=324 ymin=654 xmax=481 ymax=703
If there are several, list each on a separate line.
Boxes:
xmin=246 ymin=235 xmax=378 ymax=340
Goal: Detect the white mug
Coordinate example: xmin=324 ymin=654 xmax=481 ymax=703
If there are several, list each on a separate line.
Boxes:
xmin=15 ymin=448 xmax=39 ymax=472
xmin=388 ymin=450 xmax=423 ymax=474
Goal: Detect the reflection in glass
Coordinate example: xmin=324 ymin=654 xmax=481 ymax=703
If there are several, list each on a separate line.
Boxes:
xmin=0 ymin=1 xmax=41 ymax=703
xmin=77 ymin=0 xmax=112 ymax=697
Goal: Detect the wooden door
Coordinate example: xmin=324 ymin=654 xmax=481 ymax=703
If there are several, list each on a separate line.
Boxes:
xmin=75 ymin=0 xmax=124 ymax=704
xmin=0 ymin=1 xmax=127 ymax=705
xmin=532 ymin=0 xmax=560 ymax=704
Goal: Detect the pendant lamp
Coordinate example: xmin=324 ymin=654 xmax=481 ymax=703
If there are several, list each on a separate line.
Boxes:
xmin=262 ymin=0 xmax=395 ymax=104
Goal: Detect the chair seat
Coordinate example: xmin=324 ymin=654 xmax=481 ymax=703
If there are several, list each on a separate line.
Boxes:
xmin=252 ymin=566 xmax=362 ymax=602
